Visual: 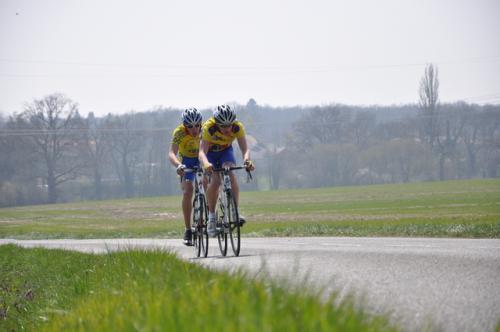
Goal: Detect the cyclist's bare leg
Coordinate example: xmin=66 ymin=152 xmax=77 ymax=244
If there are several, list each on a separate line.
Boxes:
xmin=207 ymin=173 xmax=220 ymax=214
xmin=202 ymin=175 xmax=208 ymax=192
xmin=181 ymin=180 xmax=194 ymax=229
xmin=229 ymin=170 xmax=239 ymax=205
xmin=223 ymin=162 xmax=245 ymax=225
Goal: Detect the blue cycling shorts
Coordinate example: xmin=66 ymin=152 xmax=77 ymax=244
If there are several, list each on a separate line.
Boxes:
xmin=207 ymin=146 xmax=236 ymax=168
xmin=181 ymin=157 xmax=199 ymax=181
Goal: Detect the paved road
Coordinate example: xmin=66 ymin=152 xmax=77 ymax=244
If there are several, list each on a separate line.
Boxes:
xmin=2 ymin=237 xmax=500 ymax=332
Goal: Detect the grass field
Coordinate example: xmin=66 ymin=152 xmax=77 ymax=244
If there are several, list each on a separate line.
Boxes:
xmin=0 ymin=178 xmax=499 ymax=239
xmin=0 ymin=245 xmax=396 ymax=331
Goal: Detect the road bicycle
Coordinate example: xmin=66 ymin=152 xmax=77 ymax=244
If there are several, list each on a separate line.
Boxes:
xmin=185 ymin=167 xmax=208 ymax=258
xmin=212 ymin=166 xmax=252 ymax=257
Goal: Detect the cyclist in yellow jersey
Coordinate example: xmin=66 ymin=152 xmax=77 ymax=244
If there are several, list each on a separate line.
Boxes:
xmin=168 ymin=108 xmax=203 ymax=246
xmin=199 ymin=105 xmax=255 ymax=237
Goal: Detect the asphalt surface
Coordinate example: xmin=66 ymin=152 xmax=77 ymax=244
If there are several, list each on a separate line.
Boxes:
xmin=2 ymin=237 xmax=499 ymax=332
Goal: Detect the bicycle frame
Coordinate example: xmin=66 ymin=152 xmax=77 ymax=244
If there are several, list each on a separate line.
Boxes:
xmin=184 ymin=167 xmax=208 ymax=257
xmin=193 ymin=168 xmax=206 ymax=198
xmin=184 ymin=167 xmax=206 ymax=206
xmin=220 ymin=168 xmax=233 ymax=195
xmin=212 ymin=166 xmax=251 ymax=256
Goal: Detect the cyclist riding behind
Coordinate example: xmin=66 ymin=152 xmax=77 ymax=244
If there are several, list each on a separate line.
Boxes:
xmin=198 ymin=105 xmax=255 ymax=237
xmin=168 ymin=108 xmax=203 ymax=246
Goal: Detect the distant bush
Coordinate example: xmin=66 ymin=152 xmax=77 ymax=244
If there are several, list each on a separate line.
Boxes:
xmin=0 ymin=181 xmax=46 ymax=207
xmin=0 ymin=182 xmax=17 ymax=207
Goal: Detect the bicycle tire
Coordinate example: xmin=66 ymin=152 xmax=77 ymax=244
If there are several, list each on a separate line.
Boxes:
xmin=199 ymin=196 xmax=209 ymax=258
xmin=217 ymin=193 xmax=228 ymax=256
xmin=192 ymin=195 xmax=202 ymax=257
xmin=227 ymin=191 xmax=240 ymax=256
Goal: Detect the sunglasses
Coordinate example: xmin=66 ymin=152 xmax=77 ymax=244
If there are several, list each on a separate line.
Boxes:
xmin=185 ymin=123 xmax=201 ymax=129
xmin=219 ymin=124 xmax=232 ymax=129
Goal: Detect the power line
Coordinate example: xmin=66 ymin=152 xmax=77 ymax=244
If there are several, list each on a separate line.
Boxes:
xmin=2 ymin=111 xmax=498 ymax=137
xmin=0 ymin=127 xmax=171 ymax=137
xmin=462 ymin=93 xmax=500 ymax=103
xmin=1 ymin=55 xmax=499 ymax=76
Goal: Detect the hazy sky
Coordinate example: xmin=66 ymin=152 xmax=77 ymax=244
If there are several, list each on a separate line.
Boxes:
xmin=1 ymin=0 xmax=499 ymax=116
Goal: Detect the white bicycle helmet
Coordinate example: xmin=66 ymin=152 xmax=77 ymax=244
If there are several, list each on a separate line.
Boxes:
xmin=213 ymin=105 xmax=236 ymax=125
xmin=182 ymin=108 xmax=202 ymax=126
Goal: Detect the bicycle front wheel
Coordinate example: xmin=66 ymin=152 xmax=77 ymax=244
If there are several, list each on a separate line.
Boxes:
xmin=227 ymin=191 xmax=240 ymax=256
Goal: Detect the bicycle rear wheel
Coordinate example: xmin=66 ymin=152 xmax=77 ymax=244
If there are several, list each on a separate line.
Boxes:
xmin=227 ymin=191 xmax=240 ymax=256
xmin=216 ymin=193 xmax=228 ymax=256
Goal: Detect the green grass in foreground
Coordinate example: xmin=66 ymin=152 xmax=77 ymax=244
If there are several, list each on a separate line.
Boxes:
xmin=0 ymin=178 xmax=499 ymax=239
xmin=0 ymin=245 xmax=396 ymax=332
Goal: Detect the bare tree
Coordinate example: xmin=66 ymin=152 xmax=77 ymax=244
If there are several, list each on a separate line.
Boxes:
xmin=265 ymin=145 xmax=285 ymax=190
xmin=104 ymin=113 xmax=145 ymax=198
xmin=293 ymin=105 xmax=351 ymax=148
xmin=149 ymin=121 xmax=173 ymax=196
xmin=418 ymin=63 xmax=440 ymax=148
xmin=478 ymin=106 xmax=500 ymax=177
xmin=351 ymin=111 xmax=376 ymax=148
xmin=134 ymin=110 xmax=179 ymax=196
xmin=0 ymin=118 xmax=15 ymax=187
xmin=434 ymin=103 xmax=467 ymax=180
xmin=417 ymin=64 xmax=462 ymax=180
xmin=82 ymin=112 xmax=110 ymax=200
xmin=456 ymin=103 xmax=481 ymax=178
xmin=13 ymin=93 xmax=84 ymax=203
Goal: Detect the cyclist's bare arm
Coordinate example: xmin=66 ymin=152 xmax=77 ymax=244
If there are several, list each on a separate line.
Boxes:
xmin=169 ymin=143 xmax=187 ymax=176
xmin=237 ymin=136 xmax=255 ymax=170
xmin=168 ymin=143 xmax=182 ymax=168
xmin=199 ymin=140 xmax=212 ymax=171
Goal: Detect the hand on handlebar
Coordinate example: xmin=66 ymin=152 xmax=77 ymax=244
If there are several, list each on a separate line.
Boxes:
xmin=203 ymin=163 xmax=213 ymax=174
xmin=244 ymin=159 xmax=255 ymax=171
xmin=176 ymin=164 xmax=186 ymax=176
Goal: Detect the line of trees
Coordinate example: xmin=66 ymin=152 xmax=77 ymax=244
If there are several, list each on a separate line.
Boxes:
xmin=0 ymin=65 xmax=499 ymax=207
xmin=272 ymin=101 xmax=499 ymax=189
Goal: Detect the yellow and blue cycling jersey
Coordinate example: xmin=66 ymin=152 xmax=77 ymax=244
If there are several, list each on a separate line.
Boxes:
xmin=171 ymin=124 xmax=200 ymax=161
xmin=201 ymin=117 xmax=245 ymax=152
